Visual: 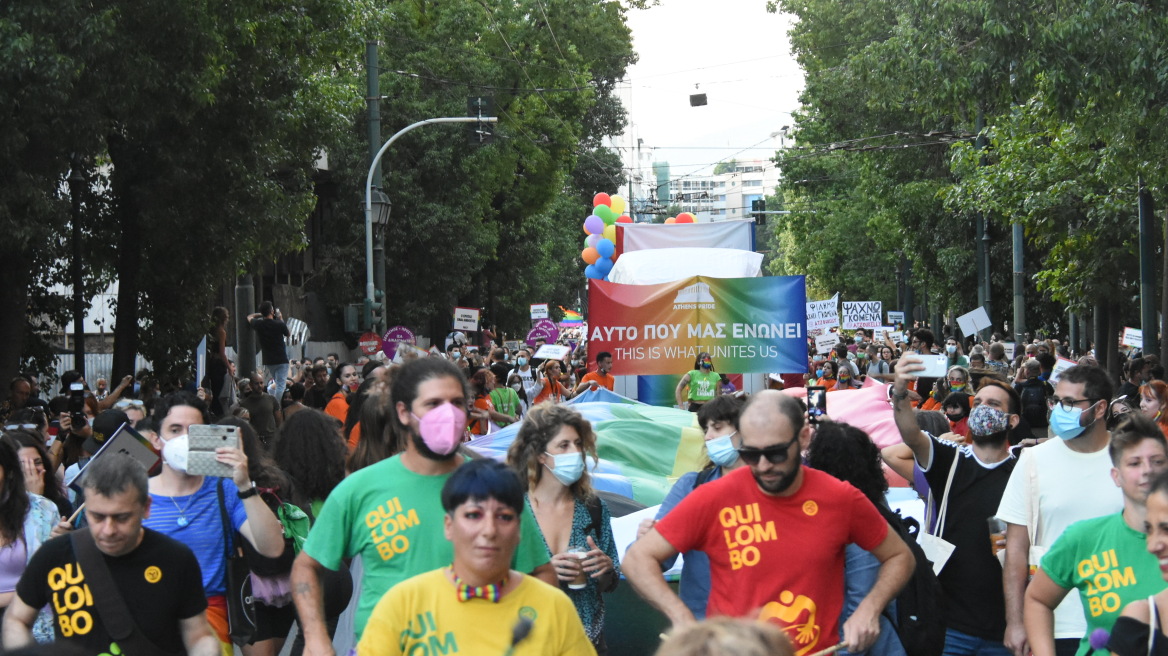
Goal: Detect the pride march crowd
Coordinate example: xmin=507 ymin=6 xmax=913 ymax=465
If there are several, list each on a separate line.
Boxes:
xmin=2 ymin=306 xmax=1168 ymax=656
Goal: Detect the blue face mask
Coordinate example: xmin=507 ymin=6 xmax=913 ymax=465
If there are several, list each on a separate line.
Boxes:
xmin=706 ymin=433 xmax=739 ymax=468
xmin=544 ymin=452 xmax=584 ymax=486
xmin=516 ymin=357 xmax=528 ymax=366
xmin=815 ymin=369 xmax=824 ymax=378
xmin=1049 ymin=402 xmax=1097 ymax=440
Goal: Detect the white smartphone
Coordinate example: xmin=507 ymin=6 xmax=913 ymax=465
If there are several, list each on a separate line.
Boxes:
xmin=917 ymin=354 xmax=949 ymax=379
xmin=187 ymin=425 xmax=239 ymax=478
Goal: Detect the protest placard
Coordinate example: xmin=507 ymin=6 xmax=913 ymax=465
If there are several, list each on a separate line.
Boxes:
xmin=453 ymin=307 xmax=480 ymax=332
xmin=815 ymin=332 xmax=841 ymax=355
xmin=806 ymin=293 xmax=839 ymax=331
xmin=1122 ymin=327 xmax=1143 ymax=349
xmin=842 ymin=301 xmax=882 ymax=330
xmin=956 ymin=307 xmax=992 ymax=338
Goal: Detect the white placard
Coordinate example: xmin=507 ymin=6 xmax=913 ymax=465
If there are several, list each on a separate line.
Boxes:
xmin=530 ymin=303 xmax=549 ymax=320
xmin=1047 ymin=356 xmax=1078 ymax=385
xmin=842 ymin=301 xmax=882 ymax=330
xmin=956 ymin=307 xmax=992 ymax=338
xmin=890 ymin=331 xmax=905 ymax=344
xmin=887 ymin=311 xmax=905 ymax=326
xmin=815 ymin=332 xmax=841 ymax=355
xmin=533 ymin=344 xmax=571 ymax=361
xmin=1122 ymin=327 xmax=1144 ymax=349
xmin=1003 ymin=343 xmax=1016 ymax=361
xmin=806 ymin=293 xmax=839 ymax=331
xmin=452 ymin=306 xmax=480 ymax=332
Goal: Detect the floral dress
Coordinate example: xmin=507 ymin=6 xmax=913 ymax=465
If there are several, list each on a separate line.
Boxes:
xmin=531 ymin=494 xmax=621 ymax=653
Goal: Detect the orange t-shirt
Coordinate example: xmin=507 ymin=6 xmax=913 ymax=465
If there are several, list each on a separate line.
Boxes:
xmin=325 ymin=392 xmax=348 ymax=424
xmin=471 ymin=394 xmax=495 ymax=435
xmin=579 ymin=371 xmax=615 ymax=391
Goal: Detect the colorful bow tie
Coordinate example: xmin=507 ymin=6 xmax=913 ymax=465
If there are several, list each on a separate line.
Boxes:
xmin=449 ymin=567 xmax=504 ymax=603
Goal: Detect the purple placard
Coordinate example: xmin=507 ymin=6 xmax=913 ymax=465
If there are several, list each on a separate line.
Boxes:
xmin=532 ymin=318 xmax=558 ymax=333
xmin=381 ymin=326 xmax=416 ymax=359
xmin=526 ymin=325 xmax=558 ymax=348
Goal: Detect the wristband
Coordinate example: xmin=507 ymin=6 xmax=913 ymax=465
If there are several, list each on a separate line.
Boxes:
xmin=238 ymin=484 xmax=259 ymax=500
xmin=891 ymin=388 xmax=909 ymax=401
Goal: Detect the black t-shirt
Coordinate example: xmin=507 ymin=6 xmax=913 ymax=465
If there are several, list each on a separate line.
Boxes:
xmin=923 ymin=437 xmax=1017 ymax=639
xmin=303 ymin=387 xmax=328 ymax=410
xmin=16 ymin=528 xmax=207 ymax=654
xmin=250 ymin=317 xmax=290 ymax=365
xmin=238 ymin=393 xmax=280 ymax=439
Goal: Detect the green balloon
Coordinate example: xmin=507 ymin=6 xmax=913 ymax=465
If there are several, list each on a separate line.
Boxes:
xmin=595 ymin=205 xmax=616 ymax=222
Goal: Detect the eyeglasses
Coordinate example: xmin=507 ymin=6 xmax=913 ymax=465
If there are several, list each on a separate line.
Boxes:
xmin=1049 ymin=397 xmax=1101 ymax=411
xmin=114 ymin=399 xmax=145 ymax=410
xmin=737 ymin=438 xmax=798 ymax=466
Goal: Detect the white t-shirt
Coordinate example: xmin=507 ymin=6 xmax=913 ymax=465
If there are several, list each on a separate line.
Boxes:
xmin=996 ymin=436 xmax=1121 ymax=639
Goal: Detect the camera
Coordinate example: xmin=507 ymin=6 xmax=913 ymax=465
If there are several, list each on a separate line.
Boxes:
xmin=68 ymin=382 xmax=88 ymax=429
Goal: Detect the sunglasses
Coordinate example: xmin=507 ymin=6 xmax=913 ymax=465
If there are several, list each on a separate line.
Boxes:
xmin=737 ymin=438 xmax=798 ymax=466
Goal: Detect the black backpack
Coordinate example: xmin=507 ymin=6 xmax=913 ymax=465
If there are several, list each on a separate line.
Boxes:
xmin=878 ymin=505 xmax=946 ymax=656
xmin=1018 ymin=381 xmax=1050 ymax=427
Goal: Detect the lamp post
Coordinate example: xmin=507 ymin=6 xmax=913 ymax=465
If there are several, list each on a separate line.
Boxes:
xmin=68 ymin=161 xmax=85 ymax=378
xmin=363 ymin=116 xmax=497 ymax=333
xmin=369 ymin=188 xmax=391 ymax=333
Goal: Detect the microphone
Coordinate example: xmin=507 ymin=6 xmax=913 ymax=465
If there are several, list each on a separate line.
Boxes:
xmin=503 ymin=617 xmax=534 ymax=656
xmin=1085 ymin=628 xmax=1110 ymax=656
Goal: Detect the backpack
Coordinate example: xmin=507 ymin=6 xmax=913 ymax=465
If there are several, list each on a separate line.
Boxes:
xmin=878 ymin=505 xmax=947 ymax=656
xmin=1017 ymin=381 xmax=1050 ymax=427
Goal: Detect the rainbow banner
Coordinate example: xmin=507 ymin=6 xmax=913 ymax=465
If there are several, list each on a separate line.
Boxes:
xmin=588 ymin=276 xmax=808 ymax=375
xmin=559 ymin=306 xmax=584 ymax=326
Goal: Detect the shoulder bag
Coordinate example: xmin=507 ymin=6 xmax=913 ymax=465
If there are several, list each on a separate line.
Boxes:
xmin=216 ymin=478 xmax=258 ymax=646
xmin=918 ymin=450 xmax=959 ymax=575
xmin=70 ymin=529 xmax=183 ymax=656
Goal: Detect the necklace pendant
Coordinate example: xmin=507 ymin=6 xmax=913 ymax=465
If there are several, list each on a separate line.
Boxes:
xmin=177 ymin=516 xmax=189 ymax=528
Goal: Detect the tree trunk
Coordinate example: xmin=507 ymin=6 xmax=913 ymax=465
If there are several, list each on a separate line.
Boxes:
xmin=1105 ymin=300 xmax=1121 ymax=385
xmin=0 ymin=251 xmax=33 ymax=398
xmin=109 ymin=138 xmax=143 ymax=382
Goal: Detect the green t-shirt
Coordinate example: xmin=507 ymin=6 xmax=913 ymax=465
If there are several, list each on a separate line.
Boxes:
xmin=1041 ymin=512 xmax=1163 ymax=656
xmin=489 ymin=387 xmax=521 ymax=422
xmin=687 ymin=369 xmax=721 ymax=402
xmin=302 ymin=455 xmax=551 ymax=639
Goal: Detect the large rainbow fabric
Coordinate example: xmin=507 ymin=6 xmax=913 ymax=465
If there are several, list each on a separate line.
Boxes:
xmin=466 ymin=396 xmax=706 ymax=507
xmin=559 ymin=306 xmax=584 ymax=326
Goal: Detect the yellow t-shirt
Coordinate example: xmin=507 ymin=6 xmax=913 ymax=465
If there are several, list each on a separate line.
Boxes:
xmin=358 ymin=569 xmax=596 ymax=656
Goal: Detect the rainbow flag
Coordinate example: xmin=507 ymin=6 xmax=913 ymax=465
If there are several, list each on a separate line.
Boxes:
xmin=559 ymin=306 xmax=584 ymax=326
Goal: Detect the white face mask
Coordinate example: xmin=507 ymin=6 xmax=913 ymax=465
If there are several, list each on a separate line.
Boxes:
xmin=162 ymin=434 xmax=189 ymax=473
xmin=511 ymin=384 xmax=522 ymax=391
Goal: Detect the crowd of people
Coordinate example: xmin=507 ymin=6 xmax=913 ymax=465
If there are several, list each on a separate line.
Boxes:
xmin=4 ymin=307 xmax=1168 ymax=656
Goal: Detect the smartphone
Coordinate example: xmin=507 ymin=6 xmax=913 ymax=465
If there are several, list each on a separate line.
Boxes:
xmin=187 ymin=425 xmax=239 ymax=478
xmin=806 ymin=385 xmax=827 ymax=425
xmin=917 ymin=354 xmax=949 ymax=379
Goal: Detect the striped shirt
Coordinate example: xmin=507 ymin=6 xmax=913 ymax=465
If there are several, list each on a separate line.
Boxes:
xmin=144 ymin=477 xmax=248 ymax=596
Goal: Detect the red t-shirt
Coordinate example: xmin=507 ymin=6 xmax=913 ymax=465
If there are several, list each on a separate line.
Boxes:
xmin=656 ymin=466 xmax=889 ymax=656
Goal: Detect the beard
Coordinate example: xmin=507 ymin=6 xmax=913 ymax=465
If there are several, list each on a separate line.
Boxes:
xmin=752 ymin=466 xmax=800 ymax=495
xmin=970 ymin=429 xmax=1010 ymax=447
xmin=410 ymin=430 xmax=460 ymax=462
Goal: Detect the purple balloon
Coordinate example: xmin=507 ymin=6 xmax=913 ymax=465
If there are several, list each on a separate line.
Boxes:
xmin=586 ymin=234 xmax=601 ymax=248
xmin=584 ymin=215 xmax=604 ymax=235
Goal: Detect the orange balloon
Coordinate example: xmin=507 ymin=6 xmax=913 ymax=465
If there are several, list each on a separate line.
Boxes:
xmin=593 ymin=192 xmax=611 ymax=208
xmin=664 ymin=217 xmax=676 ymax=224
xmin=582 ymin=247 xmax=600 ymax=265
xmin=616 ymin=215 xmax=633 ymax=223
xmin=676 ymin=213 xmax=695 ymax=223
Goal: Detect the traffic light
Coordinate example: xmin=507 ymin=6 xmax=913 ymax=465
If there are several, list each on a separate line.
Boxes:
xmin=751 ymin=199 xmax=767 ymax=224
xmin=467 ymin=96 xmax=494 ymax=145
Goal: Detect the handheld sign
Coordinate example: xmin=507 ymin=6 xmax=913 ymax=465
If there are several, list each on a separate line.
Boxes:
xmin=67 ymin=423 xmax=159 ymax=492
xmin=533 ymin=344 xmax=571 ymax=361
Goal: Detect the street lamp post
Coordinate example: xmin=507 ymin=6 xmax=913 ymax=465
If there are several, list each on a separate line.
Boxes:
xmin=363 ymin=116 xmax=497 ymax=335
xmin=68 ymin=161 xmax=85 ymax=378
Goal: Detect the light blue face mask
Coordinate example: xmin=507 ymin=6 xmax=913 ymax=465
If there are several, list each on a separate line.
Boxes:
xmin=705 ymin=432 xmax=739 ymax=468
xmin=517 ymin=357 xmax=528 ymax=367
xmin=544 ymin=452 xmax=585 ymax=486
xmin=1049 ymin=401 xmax=1098 ymax=440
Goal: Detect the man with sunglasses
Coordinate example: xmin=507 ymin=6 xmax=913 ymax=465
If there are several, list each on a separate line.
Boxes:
xmin=624 ymin=390 xmax=913 ymax=656
xmin=997 ymin=365 xmax=1121 ymax=656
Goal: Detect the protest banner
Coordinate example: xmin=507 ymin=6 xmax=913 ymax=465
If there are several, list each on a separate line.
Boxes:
xmin=588 ymin=276 xmax=807 ymax=375
xmin=530 ymin=303 xmax=549 ymax=320
xmin=453 ymin=307 xmax=480 ymax=332
xmin=815 ymin=332 xmax=841 ymax=355
xmin=1122 ymin=327 xmax=1143 ymax=349
xmin=842 ymin=301 xmax=882 ymax=330
xmin=806 ymin=293 xmax=839 ymax=331
xmin=381 ymin=326 xmax=416 ymax=359
xmin=887 ymin=311 xmax=905 ymax=326
xmin=956 ymin=307 xmax=992 ymax=337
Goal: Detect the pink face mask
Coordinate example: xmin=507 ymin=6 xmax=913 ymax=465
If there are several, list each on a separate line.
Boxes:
xmin=412 ymin=403 xmax=466 ymax=456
